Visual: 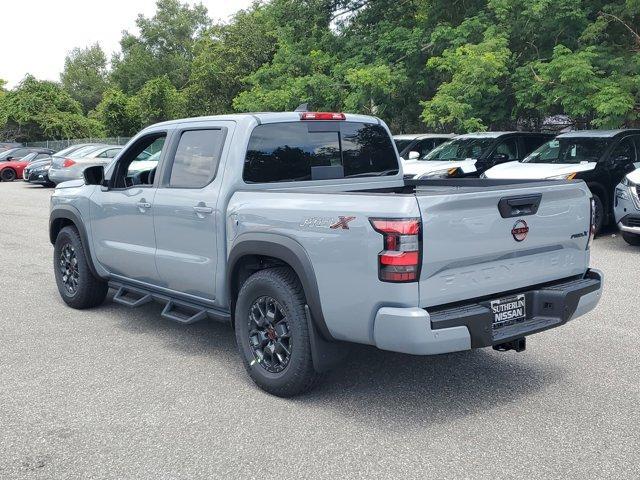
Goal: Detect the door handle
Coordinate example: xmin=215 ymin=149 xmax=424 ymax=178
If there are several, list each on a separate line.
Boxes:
xmin=136 ymin=200 xmax=151 ymax=210
xmin=193 ymin=205 xmax=213 ymax=215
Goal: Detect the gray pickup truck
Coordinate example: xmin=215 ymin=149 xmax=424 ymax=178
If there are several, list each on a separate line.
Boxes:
xmin=50 ymin=111 xmax=603 ymax=396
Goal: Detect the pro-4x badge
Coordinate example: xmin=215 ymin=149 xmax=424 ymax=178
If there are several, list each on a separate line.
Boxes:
xmin=330 ymin=216 xmax=356 ymax=230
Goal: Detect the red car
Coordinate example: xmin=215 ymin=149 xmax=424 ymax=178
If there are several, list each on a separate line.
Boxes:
xmin=0 ymin=149 xmax=54 ymax=181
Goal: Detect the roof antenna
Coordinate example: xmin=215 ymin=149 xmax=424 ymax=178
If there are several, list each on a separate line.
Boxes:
xmin=294 ymin=103 xmax=309 ymax=112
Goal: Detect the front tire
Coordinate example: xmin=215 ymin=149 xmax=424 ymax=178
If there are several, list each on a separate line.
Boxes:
xmin=1 ymin=168 xmax=16 ymax=182
xmin=54 ymin=226 xmax=108 ymax=309
xmin=235 ymin=267 xmax=322 ymax=397
xmin=622 ymin=232 xmax=640 ymax=246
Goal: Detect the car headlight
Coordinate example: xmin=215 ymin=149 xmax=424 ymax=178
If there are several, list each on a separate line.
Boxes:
xmin=621 ymin=176 xmax=636 ymax=187
xmin=419 ymin=168 xmax=457 ymax=179
xmin=547 ymin=173 xmax=577 ymax=180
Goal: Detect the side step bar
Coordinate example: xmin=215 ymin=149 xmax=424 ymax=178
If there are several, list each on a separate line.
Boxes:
xmin=108 ymin=281 xmax=231 ymax=325
xmin=113 ymin=286 xmax=153 ymax=308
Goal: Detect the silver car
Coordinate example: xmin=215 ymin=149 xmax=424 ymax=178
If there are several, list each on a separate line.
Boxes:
xmin=49 ymin=145 xmax=123 ymax=185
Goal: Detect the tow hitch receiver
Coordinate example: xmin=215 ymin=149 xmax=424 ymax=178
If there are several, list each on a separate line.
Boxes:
xmin=493 ymin=337 xmax=526 ymax=352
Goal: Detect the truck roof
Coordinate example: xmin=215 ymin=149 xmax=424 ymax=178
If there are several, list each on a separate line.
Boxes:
xmin=146 ymin=112 xmax=382 ymax=129
xmin=557 ymin=129 xmax=640 ymax=138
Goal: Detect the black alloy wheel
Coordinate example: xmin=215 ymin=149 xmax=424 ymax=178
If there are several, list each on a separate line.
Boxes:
xmin=58 ymin=243 xmax=79 ymax=295
xmin=248 ymin=296 xmax=292 ymax=373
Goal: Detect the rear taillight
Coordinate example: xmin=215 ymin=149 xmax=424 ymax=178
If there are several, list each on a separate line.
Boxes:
xmin=587 ymin=197 xmax=596 ymax=249
xmin=62 ymin=158 xmax=76 ymax=168
xmin=300 ymin=112 xmax=346 ymax=121
xmin=370 ymin=218 xmax=421 ymax=282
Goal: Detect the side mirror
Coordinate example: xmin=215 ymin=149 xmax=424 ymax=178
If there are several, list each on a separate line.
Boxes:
xmin=407 ymin=151 xmax=420 ymax=160
xmin=83 ymin=165 xmax=105 ymax=186
xmin=5 ymin=156 xmax=13 ymax=161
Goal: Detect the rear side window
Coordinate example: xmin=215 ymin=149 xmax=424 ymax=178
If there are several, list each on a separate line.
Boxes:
xmin=243 ymin=121 xmax=398 ymax=183
xmin=168 ymin=129 xmax=226 ymax=188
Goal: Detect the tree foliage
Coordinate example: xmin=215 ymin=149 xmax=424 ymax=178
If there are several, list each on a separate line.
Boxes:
xmin=0 ymin=76 xmax=104 ymax=142
xmin=60 ymin=43 xmax=109 ymax=113
xmin=2 ymin=0 xmax=639 ymax=142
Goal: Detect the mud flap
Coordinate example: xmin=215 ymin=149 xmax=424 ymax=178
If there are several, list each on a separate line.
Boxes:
xmin=304 ymin=305 xmax=349 ymax=373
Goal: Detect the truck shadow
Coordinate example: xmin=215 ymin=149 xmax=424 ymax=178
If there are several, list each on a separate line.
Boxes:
xmin=299 ymin=345 xmax=562 ymax=427
xmin=110 ymin=296 xmax=563 ymax=427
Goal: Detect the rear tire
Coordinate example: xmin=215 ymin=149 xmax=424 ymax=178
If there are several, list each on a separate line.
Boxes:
xmin=54 ymin=226 xmax=108 ymax=309
xmin=591 ymin=193 xmax=604 ymax=235
xmin=622 ymin=232 xmax=640 ymax=246
xmin=235 ymin=267 xmax=322 ymax=397
xmin=1 ymin=168 xmax=16 ymax=182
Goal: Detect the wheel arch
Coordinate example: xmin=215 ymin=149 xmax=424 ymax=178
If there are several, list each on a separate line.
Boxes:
xmin=50 ymin=206 xmax=102 ymax=279
xmin=0 ymin=166 xmax=17 ymax=180
xmin=227 ymin=233 xmax=333 ymax=341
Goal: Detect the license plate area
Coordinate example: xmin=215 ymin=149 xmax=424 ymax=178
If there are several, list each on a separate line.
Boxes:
xmin=490 ymin=293 xmax=526 ymax=331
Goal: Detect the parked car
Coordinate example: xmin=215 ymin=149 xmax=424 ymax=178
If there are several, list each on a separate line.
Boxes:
xmin=484 ymin=129 xmax=640 ymax=233
xmin=50 ymin=111 xmax=602 ymax=397
xmin=23 ymin=155 xmax=55 ymax=186
xmin=614 ymin=169 xmax=640 ymax=245
xmin=48 ymin=144 xmax=124 ymax=185
xmin=0 ymin=149 xmax=54 ymax=181
xmin=0 ymin=146 xmax=54 ymax=162
xmin=393 ymin=134 xmax=455 ymax=160
xmin=402 ymin=132 xmax=553 ymax=179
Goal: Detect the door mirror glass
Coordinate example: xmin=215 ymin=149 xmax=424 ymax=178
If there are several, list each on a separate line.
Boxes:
xmin=84 ymin=165 xmax=105 ymax=186
xmin=407 ymin=151 xmax=420 ymax=160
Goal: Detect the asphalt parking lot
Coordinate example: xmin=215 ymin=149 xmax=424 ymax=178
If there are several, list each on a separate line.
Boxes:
xmin=0 ymin=181 xmax=638 ymax=479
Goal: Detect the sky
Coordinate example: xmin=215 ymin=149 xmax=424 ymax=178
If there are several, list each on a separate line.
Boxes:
xmin=0 ymin=0 xmax=253 ymax=88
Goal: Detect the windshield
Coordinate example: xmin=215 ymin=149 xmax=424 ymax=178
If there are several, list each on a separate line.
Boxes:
xmin=522 ymin=138 xmax=609 ymax=164
xmin=69 ymin=145 xmax=104 ymax=159
xmin=22 ymin=153 xmax=38 ymax=162
xmin=421 ymin=137 xmax=495 ymax=161
xmin=0 ymin=148 xmax=19 ymax=160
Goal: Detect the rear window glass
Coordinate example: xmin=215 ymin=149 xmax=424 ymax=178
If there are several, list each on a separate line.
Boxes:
xmin=243 ymin=121 xmax=399 ymax=183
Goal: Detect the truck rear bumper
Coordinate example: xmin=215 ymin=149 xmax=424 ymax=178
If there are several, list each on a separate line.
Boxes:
xmin=373 ymin=269 xmax=603 ymax=355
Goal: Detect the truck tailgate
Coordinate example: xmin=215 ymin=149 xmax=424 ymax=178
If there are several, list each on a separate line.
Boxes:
xmin=415 ymin=181 xmax=592 ymax=307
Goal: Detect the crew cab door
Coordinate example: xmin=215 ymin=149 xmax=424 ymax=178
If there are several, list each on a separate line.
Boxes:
xmin=152 ymin=122 xmax=233 ymax=301
xmin=89 ymin=132 xmax=168 ymax=283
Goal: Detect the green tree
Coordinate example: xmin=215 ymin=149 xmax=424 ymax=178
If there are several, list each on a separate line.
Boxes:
xmin=421 ymin=31 xmax=512 ymax=132
xmin=111 ymin=0 xmax=211 ymax=94
xmin=185 ymin=4 xmax=277 ymax=116
xmin=93 ymin=88 xmax=141 ymax=136
xmin=60 ymin=43 xmax=109 ymax=113
xmin=0 ymin=76 xmax=104 ymax=142
xmin=131 ymin=76 xmax=186 ymax=126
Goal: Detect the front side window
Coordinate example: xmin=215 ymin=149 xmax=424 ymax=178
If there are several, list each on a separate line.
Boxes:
xmin=494 ymin=138 xmax=518 ymax=160
xmin=167 ymin=129 xmax=226 ymax=188
xmin=522 ymin=138 xmax=609 ymax=164
xmin=611 ymin=138 xmax=636 ymax=163
xmin=243 ymin=122 xmax=398 ymax=183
